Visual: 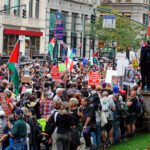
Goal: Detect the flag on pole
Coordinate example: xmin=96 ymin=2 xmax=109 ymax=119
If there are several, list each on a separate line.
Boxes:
xmin=66 ymin=48 xmax=75 ymax=72
xmin=48 ymin=38 xmax=56 ymax=61
xmin=92 ymin=52 xmax=100 ymax=67
xmin=7 ymin=41 xmax=20 ymax=95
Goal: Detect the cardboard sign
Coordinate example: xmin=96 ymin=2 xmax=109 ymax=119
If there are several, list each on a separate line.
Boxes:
xmin=111 ymin=76 xmax=123 ymax=89
xmin=58 ymin=63 xmax=67 ymax=72
xmin=105 ymin=70 xmax=117 ymax=84
xmin=21 ymin=76 xmax=32 ymax=84
xmin=51 ymin=65 xmax=60 ymax=80
xmin=88 ymin=72 xmax=100 ymax=86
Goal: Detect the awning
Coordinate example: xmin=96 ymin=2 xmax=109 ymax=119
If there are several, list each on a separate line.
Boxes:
xmin=4 ymin=29 xmax=43 ymax=37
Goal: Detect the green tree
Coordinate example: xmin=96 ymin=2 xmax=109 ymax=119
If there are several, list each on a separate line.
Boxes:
xmin=90 ymin=7 xmax=146 ymax=51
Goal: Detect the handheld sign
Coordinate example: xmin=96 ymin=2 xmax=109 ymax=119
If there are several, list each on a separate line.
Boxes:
xmin=88 ymin=72 xmax=100 ymax=86
xmin=51 ymin=65 xmax=60 ymax=80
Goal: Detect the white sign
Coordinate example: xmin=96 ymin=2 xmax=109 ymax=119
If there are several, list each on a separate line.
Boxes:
xmin=103 ymin=16 xmax=116 ymax=29
xmin=105 ymin=70 xmax=117 ymax=84
xmin=117 ymin=59 xmax=129 ymax=76
xmin=116 ymin=52 xmax=126 ymax=60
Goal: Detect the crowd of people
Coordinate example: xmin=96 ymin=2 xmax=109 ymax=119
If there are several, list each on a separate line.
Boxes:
xmin=0 ymin=59 xmax=144 ymax=150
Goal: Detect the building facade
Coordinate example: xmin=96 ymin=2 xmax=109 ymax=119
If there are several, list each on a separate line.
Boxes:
xmin=0 ymin=0 xmax=46 ymax=57
xmin=46 ymin=0 xmax=100 ymax=57
xmin=101 ymin=0 xmax=150 ymax=25
xmin=0 ymin=0 xmax=100 ymax=57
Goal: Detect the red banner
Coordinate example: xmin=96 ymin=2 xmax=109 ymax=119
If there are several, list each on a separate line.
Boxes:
xmin=88 ymin=72 xmax=100 ymax=86
xmin=51 ymin=65 xmax=60 ymax=80
xmin=147 ymin=10 xmax=150 ymax=35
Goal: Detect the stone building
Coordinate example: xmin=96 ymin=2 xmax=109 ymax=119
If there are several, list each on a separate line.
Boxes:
xmin=101 ymin=0 xmax=150 ymax=25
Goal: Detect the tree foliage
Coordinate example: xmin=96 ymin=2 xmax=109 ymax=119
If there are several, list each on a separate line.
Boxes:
xmin=90 ymin=7 xmax=147 ymax=51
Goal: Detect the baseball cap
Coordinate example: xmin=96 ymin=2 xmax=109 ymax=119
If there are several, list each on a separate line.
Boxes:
xmin=15 ymin=108 xmax=24 ymax=117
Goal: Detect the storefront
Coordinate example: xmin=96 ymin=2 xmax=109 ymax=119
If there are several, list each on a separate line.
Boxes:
xmin=3 ymin=29 xmax=43 ymax=57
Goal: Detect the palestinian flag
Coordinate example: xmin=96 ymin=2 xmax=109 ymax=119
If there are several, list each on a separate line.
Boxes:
xmin=7 ymin=41 xmax=20 ymax=95
xmin=48 ymin=38 xmax=56 ymax=61
xmin=66 ymin=48 xmax=74 ymax=72
xmin=93 ymin=52 xmax=100 ymax=67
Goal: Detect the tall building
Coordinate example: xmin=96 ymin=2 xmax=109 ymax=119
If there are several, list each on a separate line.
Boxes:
xmin=101 ymin=0 xmax=149 ymax=25
xmin=46 ymin=0 xmax=100 ymax=57
xmin=0 ymin=0 xmax=100 ymax=57
xmin=0 ymin=0 xmax=46 ymax=57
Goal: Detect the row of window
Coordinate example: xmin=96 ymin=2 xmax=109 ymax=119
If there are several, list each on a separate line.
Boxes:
xmin=49 ymin=11 xmax=86 ymax=32
xmin=3 ymin=0 xmax=39 ymax=19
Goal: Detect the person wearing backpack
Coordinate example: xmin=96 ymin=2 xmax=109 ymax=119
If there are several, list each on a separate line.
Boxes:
xmin=45 ymin=99 xmax=62 ymax=150
xmin=126 ymin=89 xmax=138 ymax=137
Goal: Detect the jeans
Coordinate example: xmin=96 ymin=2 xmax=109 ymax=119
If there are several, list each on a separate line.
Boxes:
xmin=4 ymin=137 xmax=27 ymax=150
xmin=56 ymin=132 xmax=71 ymax=150
xmin=113 ymin=121 xmax=120 ymax=143
xmin=91 ymin=124 xmax=101 ymax=148
xmin=83 ymin=126 xmax=91 ymax=147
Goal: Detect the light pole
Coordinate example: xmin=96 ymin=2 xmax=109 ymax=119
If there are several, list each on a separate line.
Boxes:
xmin=112 ymin=41 xmax=117 ymax=69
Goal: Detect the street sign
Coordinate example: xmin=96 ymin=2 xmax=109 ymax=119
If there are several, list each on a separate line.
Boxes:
xmin=54 ymin=11 xmax=64 ymax=41
xmin=103 ymin=16 xmax=116 ymax=29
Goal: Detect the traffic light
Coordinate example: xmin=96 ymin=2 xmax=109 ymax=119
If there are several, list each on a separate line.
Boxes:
xmin=91 ymin=14 xmax=96 ymax=24
xmin=22 ymin=9 xmax=26 ymax=18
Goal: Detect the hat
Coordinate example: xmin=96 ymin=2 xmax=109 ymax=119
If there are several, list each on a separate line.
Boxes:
xmin=15 ymin=108 xmax=24 ymax=117
xmin=113 ymin=86 xmax=119 ymax=94
xmin=21 ymin=107 xmax=30 ymax=116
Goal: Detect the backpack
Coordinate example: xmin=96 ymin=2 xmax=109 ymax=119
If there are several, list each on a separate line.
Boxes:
xmin=45 ymin=111 xmax=59 ymax=135
xmin=115 ymin=100 xmax=128 ymax=118
xmin=136 ymin=95 xmax=144 ymax=114
xmin=89 ymin=92 xmax=101 ymax=110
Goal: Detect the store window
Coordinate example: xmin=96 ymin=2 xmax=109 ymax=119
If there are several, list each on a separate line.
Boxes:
xmin=29 ymin=0 xmax=33 ymax=18
xmin=50 ymin=10 xmax=56 ymax=31
xmin=35 ymin=0 xmax=39 ymax=19
xmin=14 ymin=0 xmax=20 ymax=16
xmin=4 ymin=0 xmax=10 ymax=15
xmin=62 ymin=12 xmax=67 ymax=31
xmin=72 ymin=13 xmax=77 ymax=32
xmin=3 ymin=34 xmax=18 ymax=55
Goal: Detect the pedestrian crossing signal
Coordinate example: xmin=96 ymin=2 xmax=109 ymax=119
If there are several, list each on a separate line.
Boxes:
xmin=91 ymin=14 xmax=96 ymax=24
xmin=22 ymin=9 xmax=26 ymax=18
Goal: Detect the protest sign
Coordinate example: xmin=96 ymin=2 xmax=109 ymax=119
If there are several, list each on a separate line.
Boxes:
xmin=117 ymin=59 xmax=129 ymax=76
xmin=123 ymin=67 xmax=135 ymax=86
xmin=105 ymin=70 xmax=117 ymax=84
xmin=112 ymin=75 xmax=123 ymax=89
xmin=58 ymin=63 xmax=67 ymax=72
xmin=88 ymin=72 xmax=100 ymax=86
xmin=21 ymin=76 xmax=32 ymax=84
xmin=51 ymin=65 xmax=60 ymax=80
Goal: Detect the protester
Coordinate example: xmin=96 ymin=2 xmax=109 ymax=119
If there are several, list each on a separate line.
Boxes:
xmin=0 ymin=49 xmax=145 ymax=150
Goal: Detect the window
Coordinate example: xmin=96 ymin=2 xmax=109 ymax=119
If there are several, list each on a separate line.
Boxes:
xmin=126 ymin=0 xmax=131 ymax=2
xmin=116 ymin=0 xmax=121 ymax=2
xmin=62 ymin=12 xmax=67 ymax=31
xmin=29 ymin=0 xmax=33 ymax=18
xmin=143 ymin=13 xmax=148 ymax=25
xmin=14 ymin=0 xmax=20 ymax=16
xmin=72 ymin=13 xmax=77 ymax=32
xmin=49 ymin=10 xmax=56 ymax=30
xmin=35 ymin=0 xmax=39 ymax=19
xmin=4 ymin=0 xmax=10 ymax=15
